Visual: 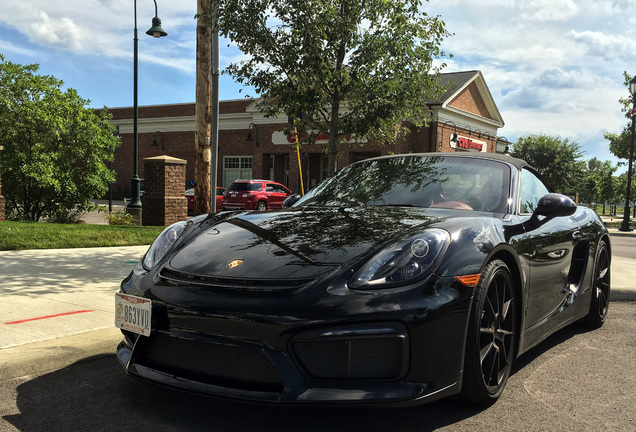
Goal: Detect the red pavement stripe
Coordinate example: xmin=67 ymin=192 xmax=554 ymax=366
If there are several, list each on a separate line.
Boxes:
xmin=4 ymin=310 xmax=95 ymax=325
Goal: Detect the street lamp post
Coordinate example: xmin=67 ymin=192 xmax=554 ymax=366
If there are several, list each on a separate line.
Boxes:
xmin=127 ymin=0 xmax=167 ymax=224
xmin=619 ymin=76 xmax=636 ymax=232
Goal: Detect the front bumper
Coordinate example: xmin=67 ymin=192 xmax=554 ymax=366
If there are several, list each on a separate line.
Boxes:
xmin=117 ymin=271 xmax=473 ymax=406
xmin=222 ymin=200 xmax=256 ymax=210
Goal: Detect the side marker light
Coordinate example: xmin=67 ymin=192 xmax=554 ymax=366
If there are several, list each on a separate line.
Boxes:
xmin=454 ymin=274 xmax=481 ymax=287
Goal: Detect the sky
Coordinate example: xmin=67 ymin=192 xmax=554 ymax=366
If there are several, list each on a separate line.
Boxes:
xmin=0 ymin=0 xmax=634 ymax=170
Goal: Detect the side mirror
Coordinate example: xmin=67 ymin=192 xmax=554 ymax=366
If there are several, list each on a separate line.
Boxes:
xmin=282 ymin=194 xmax=302 ymax=208
xmin=505 ymin=193 xmax=577 ymax=241
xmin=533 ymin=193 xmax=577 ymax=219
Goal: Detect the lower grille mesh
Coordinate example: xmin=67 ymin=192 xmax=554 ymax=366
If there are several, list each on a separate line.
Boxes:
xmin=291 ymin=337 xmax=404 ymax=381
xmin=140 ymin=334 xmax=283 ymax=387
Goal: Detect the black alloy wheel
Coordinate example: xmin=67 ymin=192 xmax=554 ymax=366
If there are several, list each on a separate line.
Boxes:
xmin=582 ymin=239 xmax=610 ymax=328
xmin=460 ymin=259 xmax=516 ymax=405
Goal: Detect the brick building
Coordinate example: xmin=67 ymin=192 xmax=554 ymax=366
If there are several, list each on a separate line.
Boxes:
xmin=107 ymin=70 xmax=506 ymax=197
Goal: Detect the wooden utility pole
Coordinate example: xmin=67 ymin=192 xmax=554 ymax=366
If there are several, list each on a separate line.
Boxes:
xmin=194 ymin=0 xmax=212 ymax=215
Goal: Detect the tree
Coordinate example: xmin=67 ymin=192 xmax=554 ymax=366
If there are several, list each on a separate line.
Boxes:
xmin=582 ymin=158 xmax=617 ymax=210
xmin=203 ymin=0 xmax=450 ymax=175
xmin=594 ymin=160 xmax=618 ymax=205
xmin=604 ymin=71 xmax=633 ymax=161
xmin=581 ymin=158 xmax=601 ymax=204
xmin=615 ymin=170 xmax=636 ymax=203
xmin=194 ymin=0 xmax=212 ymax=215
xmin=0 ymin=55 xmax=119 ymax=222
xmin=510 ymin=134 xmax=586 ymax=195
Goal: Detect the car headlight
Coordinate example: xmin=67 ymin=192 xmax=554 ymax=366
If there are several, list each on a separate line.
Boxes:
xmin=349 ymin=229 xmax=450 ymax=289
xmin=142 ymin=220 xmax=188 ymax=270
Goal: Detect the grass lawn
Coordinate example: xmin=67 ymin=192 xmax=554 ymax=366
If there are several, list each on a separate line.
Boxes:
xmin=0 ymin=221 xmax=164 ymax=251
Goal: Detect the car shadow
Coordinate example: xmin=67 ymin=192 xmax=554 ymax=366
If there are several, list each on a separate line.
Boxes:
xmin=510 ymin=321 xmax=593 ymax=373
xmin=4 ymin=324 xmax=591 ymax=432
xmin=4 ymin=355 xmax=479 ymax=432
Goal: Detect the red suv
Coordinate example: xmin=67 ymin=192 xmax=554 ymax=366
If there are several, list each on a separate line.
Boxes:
xmin=223 ymin=180 xmax=292 ymax=211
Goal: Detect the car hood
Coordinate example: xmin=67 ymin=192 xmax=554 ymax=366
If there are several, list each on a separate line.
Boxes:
xmin=167 ymin=207 xmax=441 ymax=280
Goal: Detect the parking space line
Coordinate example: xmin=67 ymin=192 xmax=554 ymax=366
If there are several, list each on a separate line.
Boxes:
xmin=4 ymin=310 xmax=95 ymax=325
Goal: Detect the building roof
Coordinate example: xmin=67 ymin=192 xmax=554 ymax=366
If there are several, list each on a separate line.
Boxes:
xmin=428 ymin=70 xmax=481 ymax=105
xmin=429 ymin=70 xmax=504 ymax=128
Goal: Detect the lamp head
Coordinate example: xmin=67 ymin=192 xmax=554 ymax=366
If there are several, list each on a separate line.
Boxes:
xmin=146 ymin=17 xmax=167 ymax=38
xmin=246 ymin=123 xmax=255 ymax=142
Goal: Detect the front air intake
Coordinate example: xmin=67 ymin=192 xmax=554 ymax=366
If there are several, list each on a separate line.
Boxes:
xmin=138 ymin=333 xmax=283 ymax=391
xmin=290 ymin=335 xmax=407 ymax=381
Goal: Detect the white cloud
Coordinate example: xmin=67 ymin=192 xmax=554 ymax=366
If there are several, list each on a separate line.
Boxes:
xmin=0 ymin=0 xmax=197 ymax=68
xmin=567 ymin=30 xmax=634 ymax=62
xmin=28 ymin=11 xmax=86 ymax=51
xmin=520 ymin=0 xmax=579 ymax=21
xmin=0 ymin=39 xmax=38 ymax=57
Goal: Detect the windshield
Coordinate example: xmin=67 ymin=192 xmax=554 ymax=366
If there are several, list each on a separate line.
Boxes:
xmin=295 ymin=155 xmax=511 ymax=212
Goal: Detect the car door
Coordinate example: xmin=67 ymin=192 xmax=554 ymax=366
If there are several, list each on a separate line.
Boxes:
xmin=515 ymin=168 xmax=581 ymax=330
xmin=267 ymin=183 xmax=288 ymax=208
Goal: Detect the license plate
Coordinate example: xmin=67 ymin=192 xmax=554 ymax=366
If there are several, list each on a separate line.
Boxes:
xmin=115 ymin=293 xmax=151 ymax=336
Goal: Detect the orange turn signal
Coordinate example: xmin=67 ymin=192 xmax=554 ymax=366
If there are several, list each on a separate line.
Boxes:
xmin=454 ymin=274 xmax=481 ymax=287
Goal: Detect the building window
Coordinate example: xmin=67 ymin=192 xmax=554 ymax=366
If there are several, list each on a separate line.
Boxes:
xmin=223 ymin=156 xmax=253 ymax=187
xmin=270 ymin=155 xmax=275 ymax=180
xmin=320 ymin=154 xmax=329 ymax=181
xmin=284 ymin=155 xmax=289 ymax=186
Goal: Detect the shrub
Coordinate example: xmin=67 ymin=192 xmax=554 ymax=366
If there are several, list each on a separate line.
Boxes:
xmin=107 ymin=210 xmax=137 ymax=226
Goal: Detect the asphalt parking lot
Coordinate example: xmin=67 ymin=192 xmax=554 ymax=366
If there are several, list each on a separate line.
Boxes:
xmin=0 ymin=302 xmax=635 ymax=431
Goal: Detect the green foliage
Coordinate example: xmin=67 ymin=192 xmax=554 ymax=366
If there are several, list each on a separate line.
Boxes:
xmin=0 ymin=221 xmax=163 ymax=250
xmin=511 ymin=134 xmax=586 ymax=195
xmin=615 ymin=170 xmax=636 ymax=202
xmin=107 ymin=210 xmax=138 ymax=226
xmin=582 ymin=158 xmax=618 ymax=204
xmin=0 ymin=54 xmax=120 ymax=221
xmin=604 ymin=71 xmax=634 ymax=160
xmin=202 ymin=0 xmax=451 ymax=174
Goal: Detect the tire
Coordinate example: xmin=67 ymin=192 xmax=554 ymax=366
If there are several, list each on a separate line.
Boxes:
xmin=460 ymin=259 xmax=517 ymax=405
xmin=582 ymin=239 xmax=610 ymax=328
xmin=256 ymin=201 xmax=267 ymax=211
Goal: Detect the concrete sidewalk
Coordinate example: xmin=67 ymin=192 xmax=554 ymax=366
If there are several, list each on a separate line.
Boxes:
xmin=604 ymin=225 xmax=635 ymax=300
xmin=610 ymin=253 xmax=635 ymax=301
xmin=0 ymin=246 xmax=148 ymax=349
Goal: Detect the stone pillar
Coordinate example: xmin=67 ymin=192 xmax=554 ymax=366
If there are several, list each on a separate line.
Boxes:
xmin=0 ymin=146 xmax=5 ymax=222
xmin=142 ymin=156 xmax=187 ymax=227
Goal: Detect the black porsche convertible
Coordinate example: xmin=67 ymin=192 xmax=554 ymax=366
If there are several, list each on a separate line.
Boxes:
xmin=115 ymin=152 xmax=611 ymax=406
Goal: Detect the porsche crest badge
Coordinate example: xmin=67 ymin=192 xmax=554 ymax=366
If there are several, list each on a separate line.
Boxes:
xmin=227 ymin=259 xmax=244 ymax=269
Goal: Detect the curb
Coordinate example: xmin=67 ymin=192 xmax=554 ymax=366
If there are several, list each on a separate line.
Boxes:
xmin=0 ymin=327 xmax=121 ymax=382
xmin=608 ymin=230 xmax=636 ymax=238
xmin=611 ymin=289 xmax=636 ymax=302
